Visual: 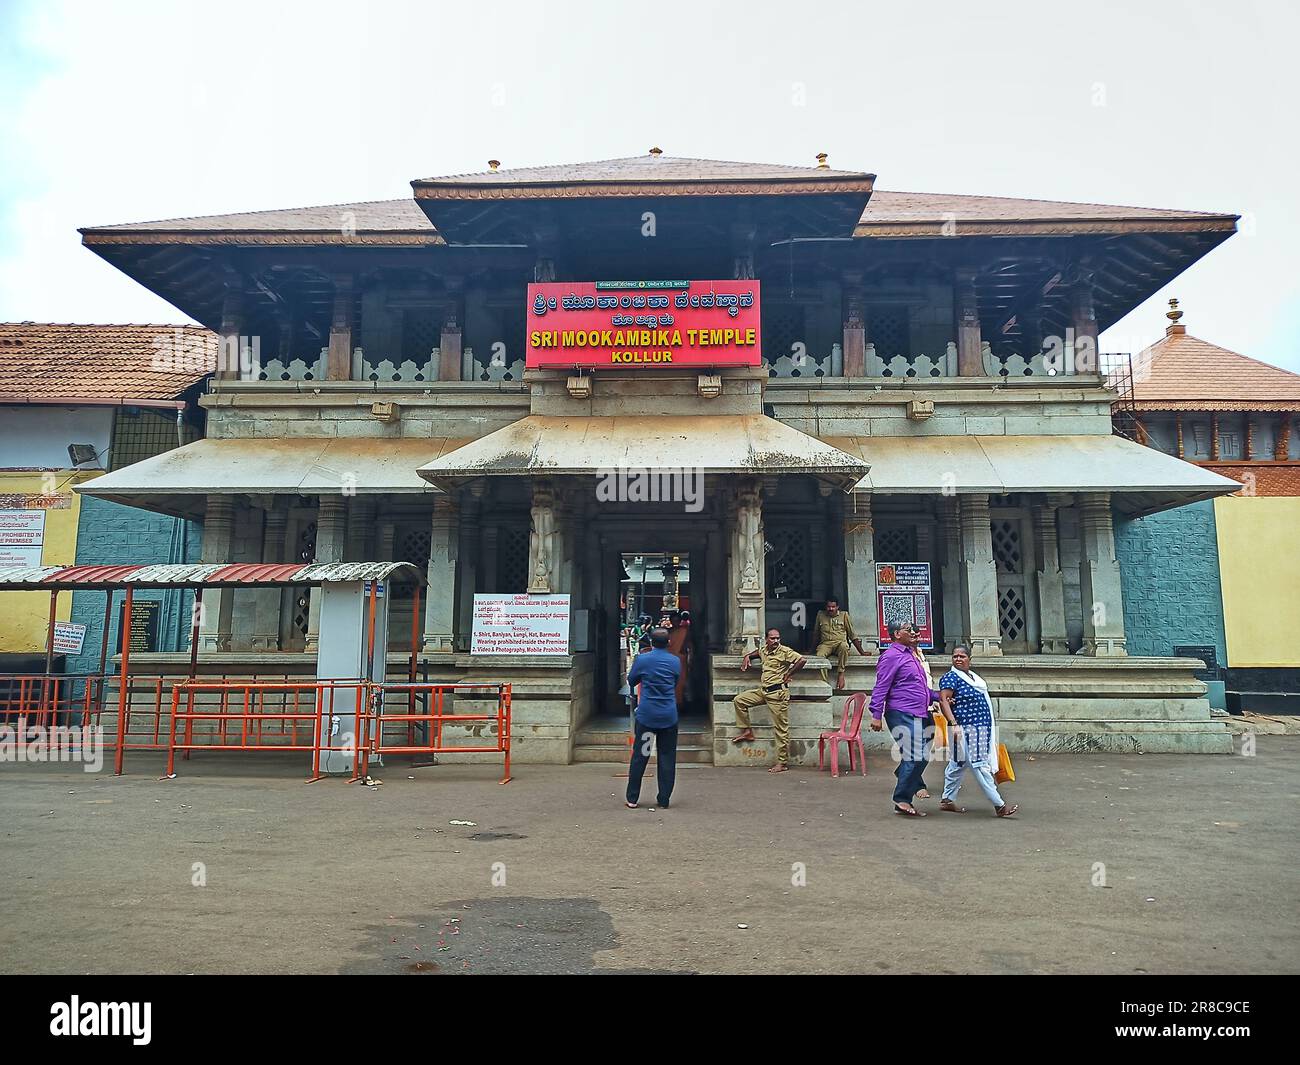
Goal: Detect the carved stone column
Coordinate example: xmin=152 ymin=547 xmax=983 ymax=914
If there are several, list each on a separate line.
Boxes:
xmin=345 ymin=496 xmax=375 ymax=561
xmin=527 ymin=480 xmax=557 ymax=594
xmin=959 ymin=494 xmax=1002 ymax=656
xmin=1077 ymin=492 xmax=1128 ymax=656
xmin=1033 ymin=495 xmax=1071 ymax=654
xmin=456 ymin=488 xmax=483 ymax=650
xmin=423 ymin=496 xmax=460 ymax=654
xmin=728 ymin=478 xmax=765 ymax=653
xmin=939 ymin=497 xmax=965 ymax=651
xmin=305 ymin=496 xmax=347 ymax=652
xmin=251 ymin=507 xmax=288 ymax=650
xmin=843 ymin=492 xmax=878 ymax=655
xmin=198 ymin=496 xmax=236 ymax=650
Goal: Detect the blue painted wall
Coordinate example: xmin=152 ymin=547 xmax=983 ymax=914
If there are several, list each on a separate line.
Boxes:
xmin=1116 ymin=499 xmax=1227 ymax=664
xmin=66 ymin=496 xmax=201 ymax=674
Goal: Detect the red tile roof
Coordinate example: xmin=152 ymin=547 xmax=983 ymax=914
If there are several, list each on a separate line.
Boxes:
xmin=0 ymin=323 xmax=215 ymax=404
xmin=1122 ymin=326 xmax=1300 ymax=411
xmin=1201 ymin=463 xmax=1300 ymax=497
xmin=416 ymin=153 xmax=873 ymax=185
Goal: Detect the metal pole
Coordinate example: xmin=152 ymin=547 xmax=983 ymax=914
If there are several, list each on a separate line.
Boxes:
xmin=114 ymin=587 xmax=133 ymax=775
xmin=188 ymin=587 xmax=203 ymax=680
xmin=42 ymin=589 xmax=58 ymax=726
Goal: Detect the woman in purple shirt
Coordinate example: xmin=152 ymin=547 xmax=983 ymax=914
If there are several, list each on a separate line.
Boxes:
xmin=869 ymin=621 xmax=941 ymax=816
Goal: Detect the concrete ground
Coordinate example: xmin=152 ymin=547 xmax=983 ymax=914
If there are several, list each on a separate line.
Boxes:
xmin=1 ymin=737 xmax=1297 ymax=975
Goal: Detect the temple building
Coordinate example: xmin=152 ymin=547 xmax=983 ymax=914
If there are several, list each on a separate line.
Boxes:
xmin=1113 ymin=301 xmax=1300 ymax=713
xmin=73 ymin=151 xmax=1243 ymax=761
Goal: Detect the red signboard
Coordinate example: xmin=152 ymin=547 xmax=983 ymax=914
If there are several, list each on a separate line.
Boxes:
xmin=526 ymin=280 xmax=761 ymax=369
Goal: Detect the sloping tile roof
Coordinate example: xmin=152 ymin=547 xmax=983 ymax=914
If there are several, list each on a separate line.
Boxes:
xmin=81 ymin=187 xmax=1234 ymax=244
xmin=416 ymin=154 xmax=872 ymax=185
xmin=1123 ymin=327 xmax=1300 ymax=411
xmin=1200 ymin=463 xmax=1300 ymax=497
xmin=0 ymin=323 xmax=214 ymax=403
xmin=82 ymin=197 xmax=433 ymax=234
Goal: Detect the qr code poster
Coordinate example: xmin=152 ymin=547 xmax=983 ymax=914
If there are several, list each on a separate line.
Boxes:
xmin=876 ymin=562 xmax=934 ymax=647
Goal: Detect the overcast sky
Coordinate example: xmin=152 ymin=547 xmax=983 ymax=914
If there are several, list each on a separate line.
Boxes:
xmin=1 ymin=0 xmax=1294 ymax=369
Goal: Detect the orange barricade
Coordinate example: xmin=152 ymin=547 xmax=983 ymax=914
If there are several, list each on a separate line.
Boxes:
xmin=359 ymin=682 xmax=512 ymax=784
xmin=0 ymin=673 xmax=104 ymax=730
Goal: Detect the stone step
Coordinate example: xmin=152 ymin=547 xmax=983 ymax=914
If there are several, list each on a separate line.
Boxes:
xmin=571 ymin=743 xmax=714 ymax=764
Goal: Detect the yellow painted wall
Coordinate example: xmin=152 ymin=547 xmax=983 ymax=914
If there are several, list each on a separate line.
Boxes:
xmin=1214 ymin=496 xmax=1300 ymax=668
xmin=0 ymin=471 xmax=99 ymax=655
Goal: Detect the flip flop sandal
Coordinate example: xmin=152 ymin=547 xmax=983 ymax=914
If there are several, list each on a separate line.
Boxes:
xmin=996 ymin=803 xmax=1019 ymax=818
xmin=625 ymin=801 xmax=638 ymax=809
xmin=893 ymin=804 xmax=927 ymax=817
xmin=939 ymin=800 xmax=968 ymax=813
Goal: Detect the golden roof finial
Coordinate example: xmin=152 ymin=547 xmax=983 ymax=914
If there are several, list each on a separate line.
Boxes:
xmin=648 ymin=146 xmax=663 ymax=156
xmin=1166 ymin=297 xmax=1183 ymax=324
xmin=816 ymin=152 xmax=829 ymax=169
xmin=487 ymin=159 xmax=501 ymax=172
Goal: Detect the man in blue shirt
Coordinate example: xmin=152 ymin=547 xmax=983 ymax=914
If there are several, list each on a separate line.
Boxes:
xmin=625 ymin=627 xmax=681 ymax=809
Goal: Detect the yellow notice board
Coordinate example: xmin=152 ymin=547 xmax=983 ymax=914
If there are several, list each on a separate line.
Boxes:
xmin=1214 ymin=496 xmax=1300 ymax=669
xmin=0 ymin=471 xmax=94 ymax=655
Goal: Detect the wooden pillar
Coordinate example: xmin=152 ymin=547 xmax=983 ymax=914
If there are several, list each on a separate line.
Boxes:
xmin=1276 ymin=414 xmax=1292 ymax=461
xmin=327 ymin=275 xmax=354 ymax=381
xmin=1210 ymin=413 xmax=1220 ymax=461
xmin=217 ymin=287 xmax=244 ymax=381
xmin=439 ymin=280 xmax=464 ymax=381
xmin=954 ymin=268 xmax=983 ymax=377
xmin=1068 ymin=268 xmax=1098 ymax=375
xmin=842 ymin=272 xmax=866 ymax=377
xmin=1176 ymin=414 xmax=1185 ymax=459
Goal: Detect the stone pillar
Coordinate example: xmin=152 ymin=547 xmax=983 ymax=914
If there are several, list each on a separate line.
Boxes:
xmin=251 ymin=507 xmax=288 ymax=650
xmin=305 ymin=496 xmax=346 ymax=652
xmin=842 ymin=273 xmax=866 ymax=377
xmin=1077 ymin=492 xmax=1128 ymax=656
xmin=345 ymin=496 xmax=375 ymax=561
xmin=456 ymin=489 xmax=483 ymax=650
xmin=731 ymin=221 xmax=757 ymax=281
xmin=198 ymin=496 xmax=235 ymax=650
xmin=526 ymin=480 xmax=558 ymax=594
xmin=954 ymin=268 xmax=983 ymax=377
xmin=217 ymin=287 xmax=244 ymax=382
xmin=1033 ymin=495 xmax=1071 ymax=654
xmin=482 ymin=525 xmax=499 ymax=592
xmin=423 ymin=496 xmax=460 ymax=653
xmin=959 ymin=494 xmax=1002 ymax=656
xmin=843 ymin=493 xmax=878 ymax=655
xmin=939 ymin=497 xmax=964 ymax=651
xmin=326 ymin=275 xmax=354 ymax=381
xmin=376 ymin=519 xmax=396 ymax=561
xmin=1068 ymin=268 xmax=1098 ymax=376
xmin=728 ymin=478 xmax=765 ymax=653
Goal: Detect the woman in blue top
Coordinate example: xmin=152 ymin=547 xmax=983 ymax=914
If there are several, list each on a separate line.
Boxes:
xmin=936 ymin=645 xmax=1018 ymax=817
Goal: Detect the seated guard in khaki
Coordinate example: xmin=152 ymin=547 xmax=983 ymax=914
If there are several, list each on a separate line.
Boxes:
xmin=732 ymin=627 xmax=807 ymax=773
xmin=811 ymin=598 xmax=868 ymax=690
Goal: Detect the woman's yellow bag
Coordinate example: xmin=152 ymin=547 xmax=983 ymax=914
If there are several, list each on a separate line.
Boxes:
xmin=994 ymin=743 xmax=1015 ymax=785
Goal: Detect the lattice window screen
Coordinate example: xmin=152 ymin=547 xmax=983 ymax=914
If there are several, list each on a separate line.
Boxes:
xmin=766 ymin=526 xmax=811 ymax=598
xmin=998 ymin=587 xmax=1027 ymax=642
xmin=498 ymin=526 xmax=530 ymax=593
xmin=401 ymin=309 xmax=441 ymax=362
xmin=763 ymin=305 xmax=805 ymax=365
xmin=991 ymin=519 xmax=1023 ymax=574
xmin=875 ymin=526 xmax=917 ymax=562
xmin=392 ymin=527 xmax=432 ymax=599
xmin=292 ymin=522 xmax=317 ymax=639
xmin=110 ymin=409 xmax=185 ymax=471
xmin=867 ymin=306 xmax=910 ymax=356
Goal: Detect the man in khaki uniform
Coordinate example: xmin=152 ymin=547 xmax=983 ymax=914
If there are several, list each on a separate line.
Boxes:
xmin=732 ymin=628 xmax=807 ymax=773
xmin=811 ymin=598 xmax=869 ymax=690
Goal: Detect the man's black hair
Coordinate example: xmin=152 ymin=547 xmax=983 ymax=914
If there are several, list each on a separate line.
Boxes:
xmin=650 ymin=627 xmax=670 ymax=649
xmin=887 ymin=620 xmax=912 ymax=639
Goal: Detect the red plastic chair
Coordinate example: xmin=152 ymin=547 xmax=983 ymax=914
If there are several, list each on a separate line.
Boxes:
xmin=819 ymin=692 xmax=869 ymax=777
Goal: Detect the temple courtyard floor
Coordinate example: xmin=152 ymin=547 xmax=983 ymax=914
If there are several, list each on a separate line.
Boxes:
xmin=1 ymin=737 xmax=1296 ymax=975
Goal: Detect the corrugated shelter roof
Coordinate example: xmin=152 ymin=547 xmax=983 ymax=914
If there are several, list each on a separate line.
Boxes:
xmin=0 ymin=323 xmax=215 ymax=403
xmin=1122 ymin=324 xmax=1300 ymax=411
xmin=0 ymin=561 xmax=423 ymax=591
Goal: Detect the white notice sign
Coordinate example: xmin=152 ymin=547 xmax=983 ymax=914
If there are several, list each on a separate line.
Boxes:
xmin=53 ymin=622 xmax=87 ymax=655
xmin=0 ymin=510 xmax=46 ymax=566
xmin=471 ymin=593 xmax=571 ymax=655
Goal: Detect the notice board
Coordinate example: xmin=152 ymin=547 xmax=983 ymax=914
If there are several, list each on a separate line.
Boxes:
xmin=471 ymin=594 xmax=571 ymax=655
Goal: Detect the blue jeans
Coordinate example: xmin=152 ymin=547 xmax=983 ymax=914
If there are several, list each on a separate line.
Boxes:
xmin=627 ymin=720 xmax=678 ymax=807
xmin=885 ymin=710 xmax=930 ymax=806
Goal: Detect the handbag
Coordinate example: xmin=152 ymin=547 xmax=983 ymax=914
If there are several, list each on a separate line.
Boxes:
xmin=994 ymin=743 xmax=1015 ymax=785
